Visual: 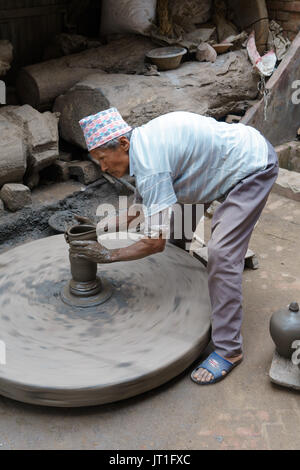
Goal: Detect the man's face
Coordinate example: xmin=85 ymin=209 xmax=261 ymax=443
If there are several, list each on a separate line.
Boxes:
xmin=90 ymin=137 xmax=130 ymax=178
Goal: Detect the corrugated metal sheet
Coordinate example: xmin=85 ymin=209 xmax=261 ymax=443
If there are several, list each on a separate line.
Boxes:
xmin=0 ymin=0 xmax=69 ymax=68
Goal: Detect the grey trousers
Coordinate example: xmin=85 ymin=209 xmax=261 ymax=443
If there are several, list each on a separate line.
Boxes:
xmin=170 ymin=138 xmax=279 ymax=357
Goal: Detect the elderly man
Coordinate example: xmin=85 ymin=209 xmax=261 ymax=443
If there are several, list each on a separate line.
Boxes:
xmin=72 ymin=107 xmax=278 ymax=385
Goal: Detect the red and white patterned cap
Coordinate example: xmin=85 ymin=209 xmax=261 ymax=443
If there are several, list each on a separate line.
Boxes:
xmin=79 ymin=108 xmax=132 ymax=151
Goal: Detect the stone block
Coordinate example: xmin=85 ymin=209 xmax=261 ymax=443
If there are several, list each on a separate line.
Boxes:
xmin=58 ymin=151 xmax=73 ymax=162
xmin=0 ymin=183 xmax=32 ymax=212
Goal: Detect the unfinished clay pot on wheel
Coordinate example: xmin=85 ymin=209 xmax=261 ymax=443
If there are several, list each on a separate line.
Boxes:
xmin=63 ymin=224 xmax=111 ymax=307
xmin=270 ymin=302 xmax=300 ymax=359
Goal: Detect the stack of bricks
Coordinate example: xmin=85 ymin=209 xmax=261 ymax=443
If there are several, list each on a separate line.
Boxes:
xmin=266 ymin=0 xmax=300 ymax=40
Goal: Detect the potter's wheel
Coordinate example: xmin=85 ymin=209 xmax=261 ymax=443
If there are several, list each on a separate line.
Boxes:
xmin=0 ymin=234 xmax=211 ymax=407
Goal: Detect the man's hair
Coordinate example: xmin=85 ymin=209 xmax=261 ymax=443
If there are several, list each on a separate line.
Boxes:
xmin=99 ymin=130 xmax=133 ymax=150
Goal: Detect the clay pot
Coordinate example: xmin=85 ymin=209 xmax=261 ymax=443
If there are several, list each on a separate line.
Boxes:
xmin=270 ymin=302 xmax=300 ymax=359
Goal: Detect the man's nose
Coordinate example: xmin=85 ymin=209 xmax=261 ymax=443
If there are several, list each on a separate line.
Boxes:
xmin=100 ymin=162 xmax=108 ymax=172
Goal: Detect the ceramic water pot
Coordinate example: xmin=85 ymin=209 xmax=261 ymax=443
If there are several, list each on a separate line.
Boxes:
xmin=270 ymin=302 xmax=300 ymax=359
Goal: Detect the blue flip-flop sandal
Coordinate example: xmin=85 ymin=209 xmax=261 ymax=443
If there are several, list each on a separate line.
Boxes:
xmin=191 ymin=351 xmax=243 ymax=385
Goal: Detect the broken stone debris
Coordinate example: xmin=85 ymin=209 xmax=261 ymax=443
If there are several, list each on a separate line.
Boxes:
xmin=221 ymin=31 xmax=248 ymax=51
xmin=205 ymin=200 xmax=222 ymax=218
xmin=54 ymin=50 xmax=259 ymax=149
xmin=276 ymin=141 xmax=300 ymax=173
xmin=0 ymin=184 xmax=32 ymax=212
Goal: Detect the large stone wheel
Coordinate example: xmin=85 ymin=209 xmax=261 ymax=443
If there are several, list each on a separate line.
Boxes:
xmin=0 ymin=235 xmax=211 ymax=407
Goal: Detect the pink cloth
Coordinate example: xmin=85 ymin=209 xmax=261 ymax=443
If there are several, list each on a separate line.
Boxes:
xmin=79 ymin=108 xmax=132 ymax=151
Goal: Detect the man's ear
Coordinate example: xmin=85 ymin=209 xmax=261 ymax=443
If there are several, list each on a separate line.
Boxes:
xmin=119 ymin=137 xmax=130 ymax=152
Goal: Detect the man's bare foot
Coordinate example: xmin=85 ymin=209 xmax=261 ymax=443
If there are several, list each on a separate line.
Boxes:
xmin=192 ymin=353 xmax=243 ymax=383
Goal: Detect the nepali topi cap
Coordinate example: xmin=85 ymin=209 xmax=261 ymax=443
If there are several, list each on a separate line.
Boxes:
xmin=79 ymin=107 xmax=132 ymax=152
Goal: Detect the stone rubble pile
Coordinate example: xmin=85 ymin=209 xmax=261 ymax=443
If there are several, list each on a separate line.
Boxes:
xmin=0 ymin=1 xmax=295 ymax=216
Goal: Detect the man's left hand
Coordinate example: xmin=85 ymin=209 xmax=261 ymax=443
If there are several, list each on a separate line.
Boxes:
xmin=70 ymin=241 xmax=113 ymax=264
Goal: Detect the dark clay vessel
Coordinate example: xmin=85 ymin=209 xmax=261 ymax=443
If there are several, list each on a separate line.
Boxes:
xmin=270 ymin=302 xmax=300 ymax=359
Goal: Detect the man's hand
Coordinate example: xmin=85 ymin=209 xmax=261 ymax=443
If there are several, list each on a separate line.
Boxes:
xmin=69 ymin=236 xmax=166 ymax=264
xmin=70 ymin=241 xmax=113 ymax=264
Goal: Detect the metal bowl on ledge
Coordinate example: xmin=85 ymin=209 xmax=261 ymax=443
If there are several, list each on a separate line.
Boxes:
xmin=146 ymin=46 xmax=187 ymax=71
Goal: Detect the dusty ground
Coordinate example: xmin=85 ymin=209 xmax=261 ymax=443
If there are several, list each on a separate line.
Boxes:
xmin=0 ymin=188 xmax=299 ymax=450
xmin=0 ymin=179 xmax=130 ymax=252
